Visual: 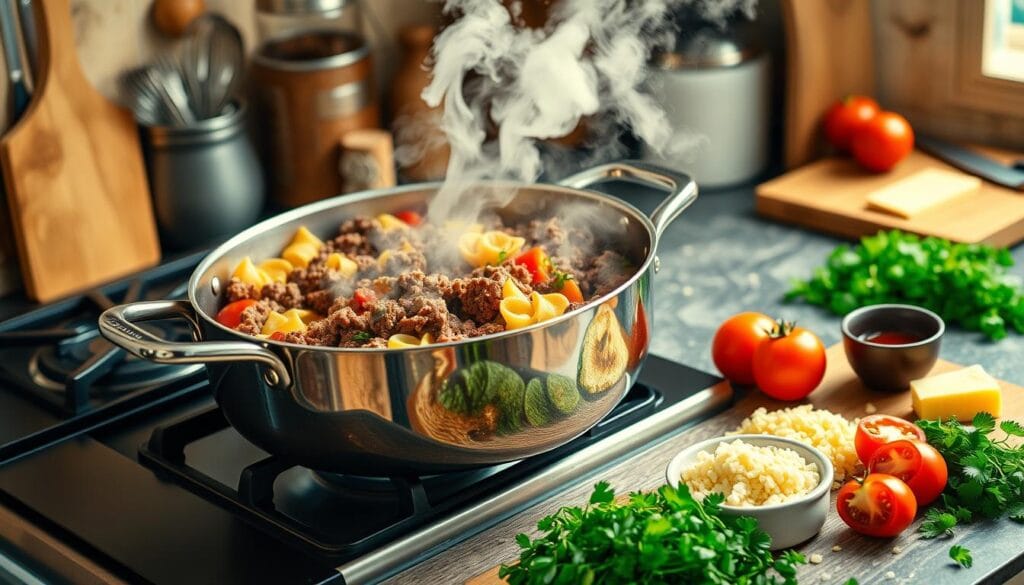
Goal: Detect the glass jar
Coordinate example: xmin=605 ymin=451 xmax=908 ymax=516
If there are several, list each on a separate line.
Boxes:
xmin=256 ymin=0 xmax=363 ymax=44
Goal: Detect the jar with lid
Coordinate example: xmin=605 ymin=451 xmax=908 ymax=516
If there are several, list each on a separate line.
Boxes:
xmin=253 ymin=0 xmax=379 ymax=207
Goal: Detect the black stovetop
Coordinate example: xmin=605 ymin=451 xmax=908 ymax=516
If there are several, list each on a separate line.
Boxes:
xmin=0 ymin=351 xmax=722 ymax=585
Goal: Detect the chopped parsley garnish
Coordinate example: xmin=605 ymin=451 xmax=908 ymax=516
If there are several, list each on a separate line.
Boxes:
xmin=352 ymin=331 xmax=372 ymax=342
xmin=949 ymin=545 xmax=973 ymax=569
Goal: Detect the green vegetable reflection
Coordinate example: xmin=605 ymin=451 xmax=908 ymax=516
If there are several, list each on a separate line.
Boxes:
xmin=786 ymin=230 xmax=1024 ymax=340
xmin=436 ymin=362 xmax=582 ymax=436
xmin=500 ymin=482 xmax=805 ymax=585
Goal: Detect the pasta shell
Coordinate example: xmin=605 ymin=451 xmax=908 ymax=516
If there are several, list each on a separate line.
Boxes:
xmin=326 ymin=253 xmax=358 ymax=278
xmin=502 ymin=279 xmax=528 ymax=300
xmin=290 ymin=226 xmax=324 ymax=248
xmin=283 ymin=242 xmax=319 ymax=268
xmin=261 ymin=310 xmax=307 ymax=336
xmin=500 ymin=297 xmax=534 ymax=330
xmin=232 ymin=257 xmax=272 ymax=288
xmin=258 ymin=258 xmax=293 ymax=283
xmin=387 ymin=333 xmax=432 ymax=348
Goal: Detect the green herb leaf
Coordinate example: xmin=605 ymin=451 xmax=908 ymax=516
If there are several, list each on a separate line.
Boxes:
xmin=920 ymin=508 xmax=958 ymax=539
xmin=786 ymin=230 xmax=1024 ymax=341
xmin=973 ymin=412 xmax=996 ymax=434
xmin=500 ymin=482 xmax=805 ymax=584
xmin=352 ymin=331 xmax=372 ymax=342
xmin=843 ymin=580 xmax=859 ymax=585
xmin=949 ymin=545 xmax=973 ymax=568
xmin=1001 ymin=420 xmax=1024 ymax=437
xmin=497 ymin=249 xmax=509 ymax=263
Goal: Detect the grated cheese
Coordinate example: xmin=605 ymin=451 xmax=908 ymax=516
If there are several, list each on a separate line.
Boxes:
xmin=729 ymin=405 xmax=862 ymax=486
xmin=679 ymin=439 xmax=819 ymax=507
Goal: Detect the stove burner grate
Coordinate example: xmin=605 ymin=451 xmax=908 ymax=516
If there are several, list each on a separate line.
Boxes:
xmin=138 ymin=383 xmax=662 ymax=559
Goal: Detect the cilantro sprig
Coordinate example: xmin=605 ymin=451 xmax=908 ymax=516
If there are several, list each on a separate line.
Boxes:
xmin=499 ymin=482 xmax=805 ymax=585
xmin=916 ymin=413 xmax=1024 ymax=561
xmin=786 ymin=230 xmax=1024 ymax=340
xmin=949 ymin=545 xmax=973 ymax=569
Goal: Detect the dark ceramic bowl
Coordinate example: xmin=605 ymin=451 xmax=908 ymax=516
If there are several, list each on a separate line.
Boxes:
xmin=841 ymin=304 xmax=944 ymax=392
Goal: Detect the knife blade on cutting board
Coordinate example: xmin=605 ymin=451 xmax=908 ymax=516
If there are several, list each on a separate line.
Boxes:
xmin=0 ymin=0 xmax=161 ymax=302
xmin=916 ymin=135 xmax=1024 ymax=191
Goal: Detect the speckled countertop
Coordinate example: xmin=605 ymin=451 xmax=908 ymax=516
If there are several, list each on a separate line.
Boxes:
xmin=613 ymin=180 xmax=1024 ymax=384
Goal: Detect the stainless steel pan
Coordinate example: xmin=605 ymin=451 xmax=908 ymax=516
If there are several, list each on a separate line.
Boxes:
xmin=100 ymin=161 xmax=696 ymax=476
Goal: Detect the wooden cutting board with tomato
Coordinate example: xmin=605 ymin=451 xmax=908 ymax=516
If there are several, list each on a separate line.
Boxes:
xmin=464 ymin=337 xmax=1024 ymax=585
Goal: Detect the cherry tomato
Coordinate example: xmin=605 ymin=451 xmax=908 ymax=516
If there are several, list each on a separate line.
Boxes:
xmin=215 ymin=299 xmax=257 ymax=329
xmin=394 ymin=210 xmax=422 ymax=226
xmin=514 ymin=247 xmax=551 ymax=284
xmin=836 ymin=473 xmax=917 ymax=538
xmin=824 ymin=95 xmax=880 ymax=151
xmin=268 ymin=331 xmax=287 ymax=342
xmin=711 ymin=312 xmax=775 ymax=385
xmin=850 ymin=111 xmax=914 ymax=172
xmin=751 ymin=321 xmax=826 ymax=400
xmin=868 ymin=440 xmax=947 ymax=506
xmin=350 ymin=289 xmax=377 ymax=313
xmin=854 ymin=415 xmax=926 ymax=465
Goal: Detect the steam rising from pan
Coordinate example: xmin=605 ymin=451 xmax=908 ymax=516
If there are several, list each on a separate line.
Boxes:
xmin=422 ymin=0 xmax=756 ymax=224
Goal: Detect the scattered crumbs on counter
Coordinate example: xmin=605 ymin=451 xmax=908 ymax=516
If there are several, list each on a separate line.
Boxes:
xmin=872 ymin=560 xmax=881 ymax=567
xmin=891 ymin=545 xmax=903 ymax=555
xmin=682 ymin=285 xmax=694 ymax=297
xmin=809 ymin=553 xmax=824 ymax=564
xmin=747 ymin=273 xmax=761 ymax=287
xmin=820 ymin=573 xmax=831 ymax=582
xmin=831 ymin=545 xmax=843 ymax=552
xmin=865 ymin=402 xmax=877 ymax=414
xmin=831 ymin=481 xmax=841 ymax=490
xmin=885 ymin=571 xmax=896 ymax=580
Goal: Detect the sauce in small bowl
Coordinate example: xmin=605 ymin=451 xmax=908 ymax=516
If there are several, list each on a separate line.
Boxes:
xmin=842 ymin=304 xmax=944 ymax=392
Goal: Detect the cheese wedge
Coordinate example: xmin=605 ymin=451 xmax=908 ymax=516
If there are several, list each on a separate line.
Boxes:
xmin=865 ymin=168 xmax=981 ymax=219
xmin=911 ymin=365 xmax=1002 ymax=422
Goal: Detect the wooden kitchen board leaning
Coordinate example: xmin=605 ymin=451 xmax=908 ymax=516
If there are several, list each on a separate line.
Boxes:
xmin=0 ymin=0 xmax=160 ymax=302
xmin=756 ymin=150 xmax=1024 ymax=247
xmin=459 ymin=344 xmax=1024 ymax=585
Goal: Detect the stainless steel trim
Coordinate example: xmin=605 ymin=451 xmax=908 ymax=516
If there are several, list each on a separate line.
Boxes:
xmin=335 ymin=382 xmax=733 ymax=584
xmin=252 ymin=31 xmax=369 ymax=73
xmin=256 ymin=0 xmax=349 ymax=15
xmin=558 ymin=160 xmax=698 ymax=239
xmin=99 ymin=300 xmax=292 ymax=388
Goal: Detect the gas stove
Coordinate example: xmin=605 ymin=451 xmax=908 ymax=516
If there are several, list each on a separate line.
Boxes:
xmin=0 ymin=261 xmax=730 ymax=585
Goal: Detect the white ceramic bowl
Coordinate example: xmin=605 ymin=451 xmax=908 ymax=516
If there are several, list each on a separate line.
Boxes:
xmin=665 ymin=434 xmax=833 ymax=550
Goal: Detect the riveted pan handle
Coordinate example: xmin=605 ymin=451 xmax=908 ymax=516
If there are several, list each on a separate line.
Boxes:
xmin=558 ymin=160 xmax=698 ymax=239
xmin=99 ymin=300 xmax=292 ymax=388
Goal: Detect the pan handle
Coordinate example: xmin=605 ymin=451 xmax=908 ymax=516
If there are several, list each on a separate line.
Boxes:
xmin=558 ymin=160 xmax=698 ymax=239
xmin=99 ymin=300 xmax=292 ymax=388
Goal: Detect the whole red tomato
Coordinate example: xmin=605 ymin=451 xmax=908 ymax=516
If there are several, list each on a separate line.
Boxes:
xmin=711 ymin=312 xmax=775 ymax=385
xmin=837 ymin=473 xmax=917 ymax=538
xmin=850 ymin=111 xmax=914 ymax=172
xmin=869 ymin=440 xmax=948 ymax=506
xmin=853 ymin=414 xmax=926 ymax=465
xmin=751 ymin=321 xmax=826 ymax=400
xmin=824 ymin=95 xmax=880 ymax=152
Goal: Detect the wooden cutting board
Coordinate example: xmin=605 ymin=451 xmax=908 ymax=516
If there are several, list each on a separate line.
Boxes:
xmin=755 ymin=150 xmax=1024 ymax=247
xmin=0 ymin=0 xmax=160 ymax=302
xmin=464 ymin=344 xmax=1024 ymax=585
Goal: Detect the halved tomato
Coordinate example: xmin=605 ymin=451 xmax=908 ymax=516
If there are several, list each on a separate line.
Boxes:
xmin=514 ymin=247 xmax=551 ymax=284
xmin=854 ymin=414 xmax=926 ymax=465
xmin=836 ymin=473 xmax=917 ymax=538
xmin=868 ymin=440 xmax=947 ymax=506
xmin=394 ymin=210 xmax=423 ymax=226
xmin=215 ymin=299 xmax=258 ymax=329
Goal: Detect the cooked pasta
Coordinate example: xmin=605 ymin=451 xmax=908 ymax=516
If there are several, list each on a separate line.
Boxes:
xmin=232 ymin=257 xmax=273 ymax=288
xmin=387 ymin=332 xmax=434 ymax=349
xmin=258 ymin=258 xmax=293 ymax=283
xmin=282 ymin=226 xmax=324 ymax=268
xmin=261 ymin=308 xmax=311 ymax=336
xmin=459 ymin=230 xmax=526 ymax=268
xmin=376 ymin=213 xmax=408 ymax=232
xmin=499 ymin=280 xmax=569 ymax=330
xmin=326 ymin=253 xmax=358 ymax=277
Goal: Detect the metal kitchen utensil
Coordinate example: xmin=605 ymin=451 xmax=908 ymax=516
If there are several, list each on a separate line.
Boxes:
xmin=141 ymin=102 xmax=265 ymax=251
xmin=916 ymin=134 xmax=1024 ymax=192
xmin=14 ymin=0 xmax=37 ymax=88
xmin=0 ymin=0 xmax=31 ymax=119
xmin=182 ymin=14 xmax=243 ymax=119
xmin=100 ymin=160 xmax=698 ymax=476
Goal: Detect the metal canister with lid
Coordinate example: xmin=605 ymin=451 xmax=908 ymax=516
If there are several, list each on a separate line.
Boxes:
xmin=643 ymin=17 xmax=770 ymax=188
xmin=252 ymin=0 xmax=378 ymax=208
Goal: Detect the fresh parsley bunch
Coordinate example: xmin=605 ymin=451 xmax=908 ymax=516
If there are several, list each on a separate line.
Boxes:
xmin=917 ymin=413 xmax=1024 ymax=542
xmin=499 ymin=482 xmax=805 ymax=585
xmin=786 ymin=230 xmax=1024 ymax=340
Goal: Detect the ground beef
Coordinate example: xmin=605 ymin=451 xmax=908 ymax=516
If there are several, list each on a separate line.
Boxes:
xmin=236 ymin=302 xmax=270 ymax=335
xmin=584 ymin=250 xmax=631 ymax=297
xmin=219 ymin=215 xmax=632 ymax=347
xmin=260 ymin=282 xmax=303 ymax=311
xmin=225 ymin=278 xmax=256 ymax=302
xmin=449 ymin=277 xmax=503 ymax=324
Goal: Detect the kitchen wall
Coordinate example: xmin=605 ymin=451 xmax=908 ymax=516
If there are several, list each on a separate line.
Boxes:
xmin=0 ymin=0 xmax=441 ymax=129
